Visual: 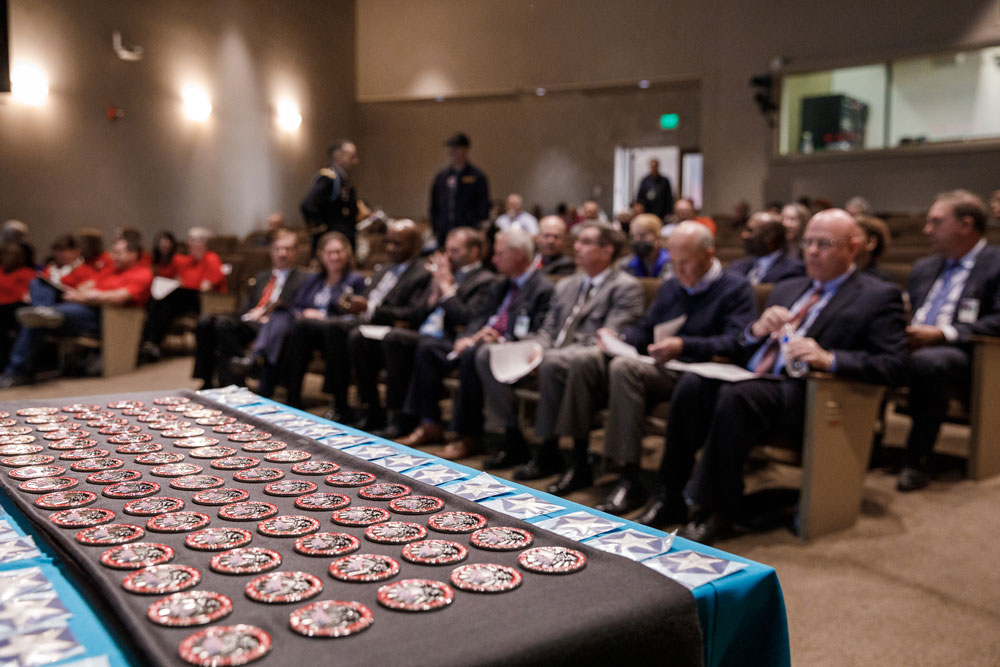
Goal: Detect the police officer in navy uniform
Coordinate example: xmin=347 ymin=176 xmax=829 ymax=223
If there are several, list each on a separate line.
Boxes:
xmin=300 ymin=140 xmax=360 ymax=252
xmin=429 ymin=132 xmax=490 ymax=248
xmin=635 ymin=158 xmax=674 ymax=219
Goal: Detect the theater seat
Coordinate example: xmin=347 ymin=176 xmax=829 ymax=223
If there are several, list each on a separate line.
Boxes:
xmin=58 ymin=305 xmax=145 ymax=377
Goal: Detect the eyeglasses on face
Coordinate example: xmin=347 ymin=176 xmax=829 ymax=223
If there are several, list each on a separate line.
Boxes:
xmin=799 ymin=237 xmax=843 ymax=250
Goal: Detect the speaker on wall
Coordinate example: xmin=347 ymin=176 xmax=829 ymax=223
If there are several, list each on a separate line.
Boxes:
xmin=0 ymin=0 xmax=9 ymax=94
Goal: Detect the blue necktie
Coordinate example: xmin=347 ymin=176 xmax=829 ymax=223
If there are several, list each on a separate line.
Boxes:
xmin=921 ymin=260 xmax=960 ymax=325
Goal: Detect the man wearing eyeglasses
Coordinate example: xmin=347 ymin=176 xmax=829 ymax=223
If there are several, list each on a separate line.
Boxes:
xmin=897 ymin=190 xmax=1000 ymax=492
xmin=640 ymin=209 xmax=908 ymax=543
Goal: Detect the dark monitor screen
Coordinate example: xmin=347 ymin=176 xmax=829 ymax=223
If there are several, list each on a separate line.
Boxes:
xmin=0 ymin=0 xmax=9 ymax=94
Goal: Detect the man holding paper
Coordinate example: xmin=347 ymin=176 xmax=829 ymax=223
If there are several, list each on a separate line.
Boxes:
xmin=573 ymin=222 xmax=756 ymax=514
xmin=482 ymin=222 xmax=644 ymax=471
xmin=645 ymin=209 xmax=908 ymax=544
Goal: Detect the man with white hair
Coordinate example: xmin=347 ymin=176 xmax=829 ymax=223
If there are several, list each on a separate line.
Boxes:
xmin=557 ymin=222 xmax=756 ymax=511
xmin=494 ymin=193 xmax=538 ymax=235
xmin=650 ymin=210 xmax=908 ymax=543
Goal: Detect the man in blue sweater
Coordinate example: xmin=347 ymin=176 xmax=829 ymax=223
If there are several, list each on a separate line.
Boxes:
xmin=560 ymin=222 xmax=757 ymax=513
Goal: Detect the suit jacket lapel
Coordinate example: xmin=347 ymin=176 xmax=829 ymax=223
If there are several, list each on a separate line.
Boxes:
xmin=574 ymin=270 xmax=614 ymax=323
xmin=806 ymin=272 xmax=862 ymax=339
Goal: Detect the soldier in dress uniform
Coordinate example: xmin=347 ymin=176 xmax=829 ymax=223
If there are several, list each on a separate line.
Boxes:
xmin=300 ymin=140 xmax=360 ymax=252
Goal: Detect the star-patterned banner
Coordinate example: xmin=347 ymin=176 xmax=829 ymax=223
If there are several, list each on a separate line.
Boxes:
xmin=0 ymin=569 xmax=52 ymax=604
xmin=643 ymin=550 xmax=749 ymax=590
xmin=440 ymin=473 xmax=515 ymax=501
xmin=342 ymin=444 xmax=401 ymax=460
xmin=0 ymin=626 xmax=84 ymax=667
xmin=401 ymin=464 xmax=469 ymax=486
xmin=371 ymin=454 xmax=434 ymax=472
xmin=533 ymin=511 xmax=626 ymax=541
xmin=0 ymin=539 xmax=42 ymax=566
xmin=323 ymin=434 xmax=377 ymax=449
xmin=585 ymin=528 xmax=675 ymax=562
xmin=0 ymin=593 xmax=72 ymax=639
xmin=479 ymin=493 xmax=565 ymax=519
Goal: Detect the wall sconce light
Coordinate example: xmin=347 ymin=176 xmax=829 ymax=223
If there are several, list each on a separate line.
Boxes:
xmin=11 ymin=64 xmax=49 ymax=106
xmin=182 ymin=85 xmax=212 ymax=121
xmin=276 ymin=98 xmax=302 ymax=131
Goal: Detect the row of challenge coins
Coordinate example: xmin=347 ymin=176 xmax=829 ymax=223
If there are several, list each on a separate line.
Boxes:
xmin=2 ymin=397 xmax=587 ymax=666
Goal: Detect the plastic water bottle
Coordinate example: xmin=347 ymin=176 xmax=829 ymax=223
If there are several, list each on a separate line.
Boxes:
xmin=780 ymin=323 xmax=809 ymax=378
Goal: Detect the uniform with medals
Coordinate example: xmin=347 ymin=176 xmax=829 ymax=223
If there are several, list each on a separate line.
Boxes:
xmin=429 ymin=163 xmax=490 ymax=248
xmin=300 ymin=165 xmax=358 ymax=251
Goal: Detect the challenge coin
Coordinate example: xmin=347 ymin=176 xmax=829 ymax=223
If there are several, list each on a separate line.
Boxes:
xmin=210 ymin=457 xmax=259 ymax=471
xmin=257 ymin=515 xmax=320 ymax=538
xmin=210 ymin=548 xmax=282 ymax=575
xmin=50 ymin=438 xmax=99 ymax=451
xmin=153 ymin=396 xmax=189 ymax=405
xmin=87 ymin=469 xmax=142 ymax=485
xmin=0 ymin=444 xmax=43 ymax=456
xmin=162 ymin=427 xmax=206 ymax=439
xmin=244 ymin=571 xmax=322 ymax=604
xmin=213 ymin=423 xmax=254 ymax=434
xmin=232 ymin=468 xmax=283 ymax=483
xmin=241 ymin=440 xmax=285 ymax=453
xmin=61 ymin=403 xmax=100 ymax=413
xmin=103 ymin=480 xmax=161 ymax=499
xmin=364 ymin=521 xmax=426 ymax=544
xmin=185 ymin=527 xmax=253 ymax=551
xmin=330 ymin=506 xmax=389 ymax=527
xmin=470 ymin=526 xmax=533 ymax=551
xmin=170 ymin=475 xmax=225 ymax=491
xmin=35 ymin=423 xmax=80 ymax=433
xmin=517 ymin=546 xmax=587 ymax=574
xmin=388 ymin=496 xmax=445 ymax=515
xmin=177 ymin=624 xmax=271 ymax=667
xmin=60 ymin=448 xmax=111 ymax=460
xmin=228 ymin=431 xmax=271 ymax=443
xmin=0 ymin=426 xmax=33 ymax=436
xmin=76 ymin=523 xmax=145 ymax=546
xmin=19 ymin=477 xmax=78 ymax=493
xmin=116 ymin=443 xmax=163 ymax=454
xmin=151 ymin=463 xmax=204 ymax=477
xmin=376 ymin=579 xmax=454 ymax=612
xmin=24 ymin=415 xmax=66 ymax=424
xmin=8 ymin=464 xmax=65 ymax=479
xmin=108 ymin=433 xmax=153 ymax=444
xmin=263 ymin=450 xmax=310 ymax=463
xmin=262 ymin=480 xmax=316 ymax=497
xmin=450 ymin=563 xmax=522 ymax=593
xmin=42 ymin=429 xmax=90 ymax=441
xmin=184 ymin=409 xmax=222 ymax=418
xmin=0 ymin=435 xmax=37 ymax=445
xmin=195 ymin=416 xmax=235 ymax=426
xmin=191 ymin=488 xmax=249 ymax=506
xmin=401 ymin=540 xmax=468 ymax=566
xmin=147 ymin=511 xmax=211 ymax=533
xmin=293 ymin=532 xmax=359 ymax=557
xmin=147 ymin=590 xmax=233 ymax=627
xmin=3 ymin=454 xmax=54 ymax=467
xmin=293 ymin=492 xmax=349 ymax=512
xmin=428 ymin=511 xmax=487 ymax=534
xmin=108 ymin=400 xmax=145 ymax=410
xmin=50 ymin=507 xmax=115 ymax=528
xmin=98 ymin=424 xmax=141 ymax=435
xmin=122 ymin=564 xmax=200 ymax=595
xmin=328 ymin=554 xmax=399 ymax=583
xmin=324 ymin=471 xmax=375 ymax=487
xmin=290 ymin=461 xmax=339 ymax=475
xmin=100 ymin=542 xmax=175 ymax=569
xmin=173 ymin=436 xmax=220 ymax=449
xmin=124 ymin=496 xmax=185 ymax=516
xmin=17 ymin=407 xmax=58 ymax=416
xmin=288 ymin=600 xmax=373 ymax=638
xmin=218 ymin=502 xmax=278 ymax=522
xmin=34 ymin=490 xmax=97 ymax=509
xmin=358 ymin=483 xmax=410 ymax=501
xmin=135 ymin=452 xmax=184 ymax=465
xmin=71 ymin=458 xmax=124 ymax=472
xmin=188 ymin=446 xmax=236 ymax=459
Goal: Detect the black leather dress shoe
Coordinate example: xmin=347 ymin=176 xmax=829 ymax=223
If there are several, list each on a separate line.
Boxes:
xmin=636 ymin=496 xmax=689 ymax=528
xmin=678 ymin=514 xmax=733 ymax=545
xmin=594 ymin=478 xmax=647 ymax=515
xmin=322 ymin=406 xmax=356 ymax=425
xmin=353 ymin=409 xmax=386 ymax=433
xmin=513 ymin=452 xmax=563 ymax=481
xmin=482 ymin=448 xmax=530 ymax=470
xmin=897 ymin=466 xmax=931 ymax=492
xmin=546 ymin=465 xmax=593 ymax=495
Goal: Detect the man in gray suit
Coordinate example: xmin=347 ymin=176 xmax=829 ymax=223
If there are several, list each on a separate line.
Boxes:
xmin=483 ymin=222 xmax=644 ymax=470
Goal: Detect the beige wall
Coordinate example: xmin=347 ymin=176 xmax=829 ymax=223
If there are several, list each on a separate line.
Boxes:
xmin=354 ymin=0 xmax=1000 ymax=216
xmin=1 ymin=0 xmax=355 ymax=254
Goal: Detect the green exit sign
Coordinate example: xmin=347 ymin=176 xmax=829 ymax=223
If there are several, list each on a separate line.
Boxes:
xmin=659 ymin=113 xmax=679 ymax=130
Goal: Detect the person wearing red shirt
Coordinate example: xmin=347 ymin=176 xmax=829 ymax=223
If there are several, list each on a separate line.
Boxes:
xmin=140 ymin=227 xmax=227 ymax=361
xmin=0 ymin=243 xmax=36 ymax=370
xmin=151 ymin=231 xmax=180 ymax=278
xmin=0 ymin=237 xmax=152 ymax=388
xmin=59 ymin=230 xmax=107 ymax=290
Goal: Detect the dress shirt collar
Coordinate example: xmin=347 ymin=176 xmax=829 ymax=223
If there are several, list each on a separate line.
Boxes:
xmin=682 ymin=258 xmax=724 ymax=295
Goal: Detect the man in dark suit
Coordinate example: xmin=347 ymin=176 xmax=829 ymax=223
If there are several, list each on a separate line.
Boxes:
xmin=429 ymin=133 xmax=490 ymax=248
xmin=532 ymin=216 xmax=576 ymax=276
xmin=576 ymin=222 xmax=758 ymax=515
xmin=395 ymin=229 xmax=553 ymax=460
xmin=482 ymin=222 xmax=644 ymax=471
xmin=635 ymin=158 xmax=674 ymax=219
xmin=300 ymin=140 xmax=360 ymax=252
xmin=367 ymin=227 xmax=495 ymax=439
xmin=284 ymin=220 xmax=430 ymax=424
xmin=647 ymin=210 xmax=908 ymax=543
xmin=726 ymin=212 xmax=805 ymax=285
xmin=898 ymin=190 xmax=1000 ymax=491
xmin=192 ymin=230 xmax=308 ymax=389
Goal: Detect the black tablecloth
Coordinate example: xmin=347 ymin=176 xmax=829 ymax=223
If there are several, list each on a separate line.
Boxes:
xmin=0 ymin=390 xmax=702 ymax=666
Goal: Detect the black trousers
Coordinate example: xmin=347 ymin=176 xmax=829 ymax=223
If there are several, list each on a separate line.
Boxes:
xmin=285 ymin=317 xmax=356 ymax=408
xmin=904 ymin=345 xmax=971 ymax=469
xmin=404 ymin=337 xmax=457 ymax=423
xmin=192 ymin=314 xmax=258 ymax=387
xmin=382 ymin=329 xmax=423 ymax=414
xmin=143 ymin=288 xmax=201 ymax=346
xmin=0 ymin=302 xmax=25 ymax=371
xmin=660 ymin=373 xmax=805 ymax=520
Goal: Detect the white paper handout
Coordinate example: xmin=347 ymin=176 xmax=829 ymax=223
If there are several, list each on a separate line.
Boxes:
xmin=489 ymin=340 xmax=544 ymax=384
xmin=358 ymin=325 xmax=392 ymax=341
xmin=150 ymin=277 xmax=181 ymax=301
xmin=598 ymin=330 xmax=655 ymax=364
xmin=664 ymin=359 xmax=774 ymax=382
xmin=653 ymin=315 xmax=687 ymax=342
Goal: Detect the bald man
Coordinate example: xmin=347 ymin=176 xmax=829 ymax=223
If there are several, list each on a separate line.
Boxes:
xmin=645 ymin=210 xmax=908 ymax=543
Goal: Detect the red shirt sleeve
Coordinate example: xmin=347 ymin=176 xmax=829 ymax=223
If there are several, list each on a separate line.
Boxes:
xmin=95 ymin=265 xmax=154 ymax=306
xmin=177 ymin=252 xmax=226 ymax=292
xmin=0 ymin=267 xmax=36 ymax=306
xmin=61 ymin=262 xmax=99 ymax=289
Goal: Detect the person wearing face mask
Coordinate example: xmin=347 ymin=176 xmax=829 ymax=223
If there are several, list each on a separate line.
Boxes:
xmin=727 ymin=212 xmax=804 ymax=285
xmin=620 ymin=214 xmax=672 ymax=280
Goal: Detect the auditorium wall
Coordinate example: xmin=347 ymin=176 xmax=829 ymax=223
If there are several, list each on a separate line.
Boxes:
xmin=354 ymin=0 xmax=1000 ymax=217
xmin=0 ymin=0 xmax=355 ymax=253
